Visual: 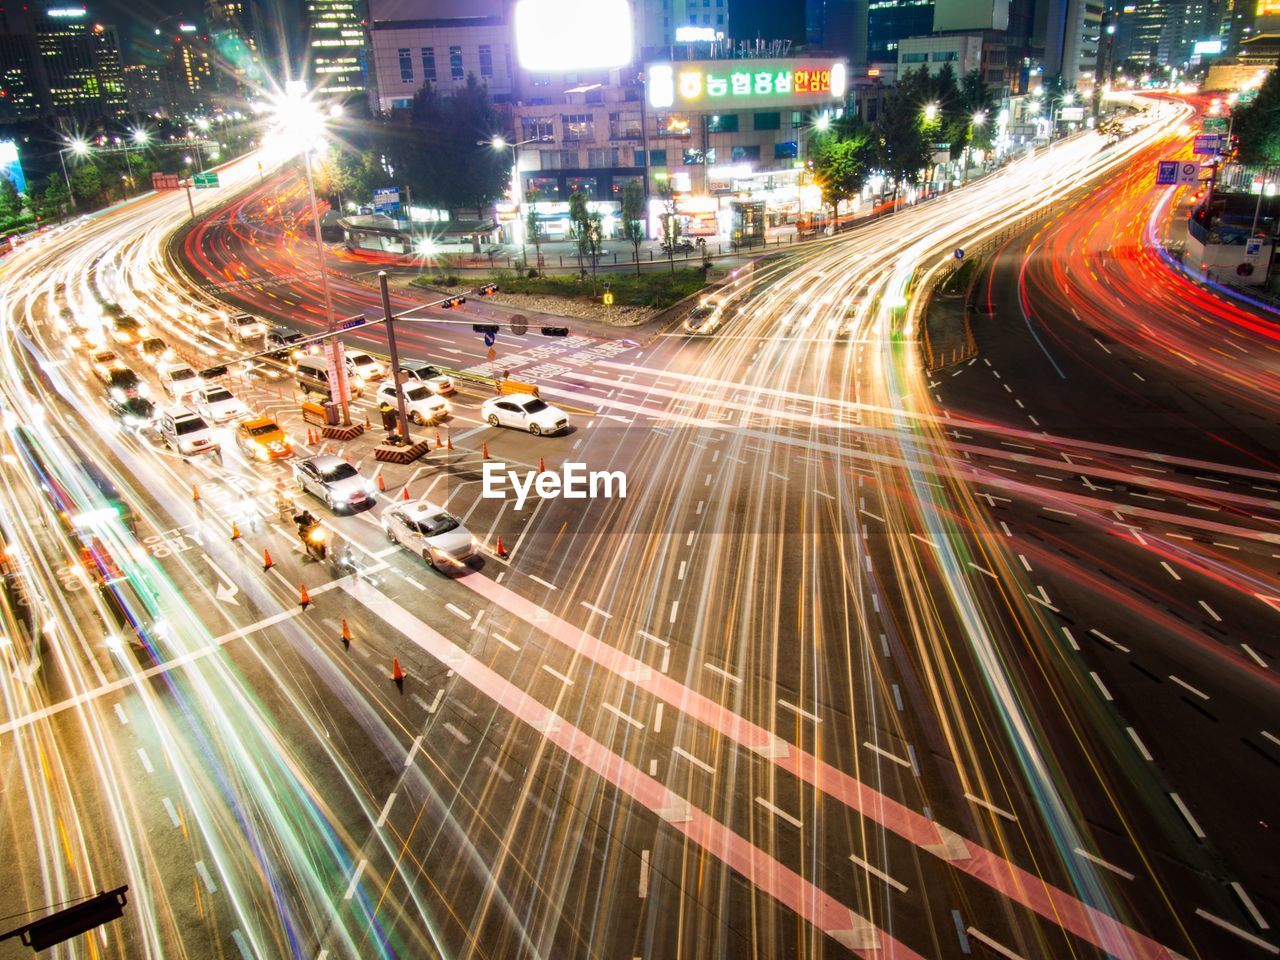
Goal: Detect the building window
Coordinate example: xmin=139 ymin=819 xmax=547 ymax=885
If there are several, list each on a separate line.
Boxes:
xmin=774 ymin=141 xmax=798 ymax=159
xmin=609 ymin=112 xmax=643 ymax=138
xmin=561 ymin=113 xmax=595 ymax=140
xmin=479 ymin=44 xmax=493 ymax=78
xmin=684 ymin=147 xmax=715 ymax=164
xmin=523 ymin=117 xmax=554 ymax=140
xmin=449 ymin=45 xmax=464 ymax=80
xmin=649 ymin=148 xmax=667 ymax=165
xmin=706 ymin=113 xmax=738 ymax=133
xmin=398 ymin=48 xmax=413 ymax=83
xmin=421 ymin=47 xmax=436 ymax=81
xmin=612 ymin=175 xmax=644 ymax=196
xmin=931 ymin=51 xmax=958 ymax=61
xmin=526 ymin=175 xmax=560 ymax=198
xmin=717 ymin=13 xmax=723 ymax=21
xmin=633 ymin=149 xmax=647 ymax=166
xmin=901 ymin=52 xmax=928 ymax=63
xmin=588 ymin=147 xmax=620 ymax=166
xmin=566 ymin=175 xmax=598 ymax=195
xmin=753 ymin=111 xmax=780 ymax=130
xmin=731 ymin=145 xmax=761 ymax=162
xmin=557 ymin=149 xmax=581 ymax=168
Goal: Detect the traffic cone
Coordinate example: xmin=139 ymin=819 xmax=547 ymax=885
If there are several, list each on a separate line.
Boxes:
xmin=446 ymin=432 xmax=454 ymax=451
xmin=435 ymin=431 xmax=442 ymax=449
xmin=340 ymin=618 xmax=353 ymax=650
xmin=263 ymin=548 xmax=274 ymax=571
xmin=299 ymin=583 xmax=311 ymax=610
xmin=191 ymin=484 xmax=201 ymax=502
xmin=364 ymin=414 xmax=371 ymax=429
xmin=230 ymin=522 xmax=241 ymax=541
xmin=376 ymin=473 xmax=386 ymax=492
xmin=482 ymin=442 xmax=490 ymax=459
xmin=538 ymin=456 xmax=546 ymax=474
xmin=402 ymin=486 xmax=410 ymax=501
xmin=391 ymin=656 xmax=405 ymax=693
xmin=495 ymin=534 xmax=508 ymax=559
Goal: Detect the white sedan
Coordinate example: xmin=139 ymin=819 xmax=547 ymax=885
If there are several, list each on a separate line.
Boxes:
xmin=481 ymin=395 xmax=570 ymax=436
xmin=382 ymin=501 xmax=477 ymax=570
xmin=194 ymin=386 xmax=249 ymax=424
xmin=376 ymin=381 xmax=449 ymax=424
xmin=160 ymin=363 xmax=204 ymax=400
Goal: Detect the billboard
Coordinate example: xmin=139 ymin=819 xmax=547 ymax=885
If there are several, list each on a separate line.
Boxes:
xmin=1059 ymin=106 xmax=1085 ymax=121
xmin=0 ymin=140 xmax=26 ymax=195
xmin=372 ymin=186 xmax=401 ymax=214
xmin=515 ymin=0 xmax=633 ymax=71
xmin=1193 ymin=39 xmax=1224 ymax=55
xmin=647 ymin=58 xmax=848 ymax=110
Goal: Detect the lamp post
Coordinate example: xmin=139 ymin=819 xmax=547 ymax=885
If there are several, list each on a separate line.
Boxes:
xmin=965 ymin=110 xmax=986 ymax=183
xmin=269 ymin=83 xmax=349 ymax=425
xmin=58 ymin=138 xmax=90 ymax=208
xmin=484 ymin=135 xmax=545 ymax=268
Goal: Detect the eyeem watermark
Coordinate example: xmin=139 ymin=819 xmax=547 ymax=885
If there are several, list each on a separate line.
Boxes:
xmin=482 ymin=461 xmax=627 ymax=511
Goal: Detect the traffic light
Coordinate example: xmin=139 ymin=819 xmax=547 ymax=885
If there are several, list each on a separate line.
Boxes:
xmin=477 ymin=283 xmax=499 ymax=296
xmin=541 ymin=326 xmax=569 ymax=337
xmin=472 ymin=324 xmax=500 ymax=335
xmin=441 ymin=295 xmax=466 ymax=309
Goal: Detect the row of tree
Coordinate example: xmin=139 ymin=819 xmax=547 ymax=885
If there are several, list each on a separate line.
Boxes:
xmin=809 ymin=65 xmax=998 ymax=223
xmin=1232 ymin=64 xmax=1280 ymax=166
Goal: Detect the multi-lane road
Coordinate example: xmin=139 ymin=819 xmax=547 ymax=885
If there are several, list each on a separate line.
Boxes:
xmin=1 ymin=95 xmax=1276 ymax=960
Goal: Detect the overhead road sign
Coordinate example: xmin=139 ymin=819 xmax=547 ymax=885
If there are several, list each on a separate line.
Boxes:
xmin=1192 ymin=134 xmax=1222 ymax=155
xmin=192 ymin=172 xmax=219 ymax=189
xmin=1155 ymin=160 xmax=1200 ymax=185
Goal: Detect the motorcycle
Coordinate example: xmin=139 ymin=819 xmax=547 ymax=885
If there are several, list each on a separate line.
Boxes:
xmin=297 ymin=519 xmax=328 ymax=562
xmin=662 ymin=238 xmax=695 ymax=254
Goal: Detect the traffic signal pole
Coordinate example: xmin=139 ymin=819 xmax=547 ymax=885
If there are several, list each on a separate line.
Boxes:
xmin=379 ymin=271 xmax=413 ymax=443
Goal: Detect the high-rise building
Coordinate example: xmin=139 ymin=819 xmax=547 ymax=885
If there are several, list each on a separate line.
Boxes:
xmin=123 ymin=63 xmax=164 ymax=117
xmin=804 ymin=0 xmax=863 ymax=61
xmin=867 ymin=0 xmax=936 ymax=63
xmin=306 ymin=0 xmax=369 ymax=97
xmin=162 ymin=30 xmax=216 ymax=112
xmin=207 ymin=0 xmax=267 ymax=92
xmin=1042 ymin=0 xmax=1103 ymax=86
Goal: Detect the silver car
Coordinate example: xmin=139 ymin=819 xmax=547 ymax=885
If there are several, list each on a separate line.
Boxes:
xmin=293 ymin=455 xmax=375 ymax=512
xmin=382 ymin=501 xmax=477 ymax=569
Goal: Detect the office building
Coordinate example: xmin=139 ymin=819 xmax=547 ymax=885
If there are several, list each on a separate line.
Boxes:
xmin=162 ymin=30 xmax=216 ymax=112
xmin=897 ymin=33 xmax=1007 ymax=83
xmin=123 ymin=64 xmax=164 ymax=117
xmin=1042 ymin=0 xmax=1103 ymax=87
xmin=306 ymin=0 xmax=369 ymax=97
xmin=804 ymin=0 xmax=863 ymax=62
xmin=867 ymin=0 xmax=936 ymax=63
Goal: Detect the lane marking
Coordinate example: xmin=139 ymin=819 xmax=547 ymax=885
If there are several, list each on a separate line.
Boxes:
xmin=673 ymin=745 xmax=715 ymax=774
xmin=1169 ymin=675 xmax=1210 ymax=700
xmin=849 ymin=854 xmax=908 ymax=893
xmin=1231 ymin=882 xmax=1270 ymax=931
xmin=445 ymin=603 xmax=471 ymax=621
xmin=639 ymin=849 xmax=651 ymax=900
xmin=778 ymin=699 xmax=822 ymax=723
xmin=1089 ymin=629 xmax=1130 ymax=653
xmin=755 ymin=797 xmax=802 ymax=829
xmin=965 ymin=792 xmax=1017 ymax=822
xmin=863 ymin=742 xmax=911 ymax=768
xmin=1170 ymin=793 xmax=1206 ymax=839
xmin=405 ymin=735 xmax=423 ymax=766
xmin=542 ymin=664 xmax=574 ymax=686
xmin=965 ymin=927 xmax=1027 ymax=960
xmin=704 ymin=662 xmax=741 ymax=685
xmin=1194 ymin=909 xmax=1278 ymax=954
xmin=528 ymin=574 xmax=558 ymax=591
xmin=603 ymin=702 xmax=644 ymax=729
xmin=343 ymin=859 xmax=368 ymax=900
xmin=1127 ymin=727 xmax=1154 ymax=762
xmin=581 ymin=601 xmax=613 ymax=620
xmin=1073 ymin=847 xmax=1135 ymax=881
xmin=375 ymin=793 xmax=397 ymax=828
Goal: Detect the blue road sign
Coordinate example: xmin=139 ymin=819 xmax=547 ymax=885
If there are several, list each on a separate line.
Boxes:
xmin=954 ymin=248 xmax=965 ymax=260
xmin=483 ymin=330 xmax=496 ymax=347
xmin=1155 ymin=161 xmax=1179 ymax=185
xmin=1192 ymin=134 xmax=1222 ymax=155
xmin=339 ymin=316 xmax=366 ymax=330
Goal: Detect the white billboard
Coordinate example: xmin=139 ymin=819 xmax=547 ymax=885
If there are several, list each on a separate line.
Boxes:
xmin=515 ymin=0 xmax=633 ymax=71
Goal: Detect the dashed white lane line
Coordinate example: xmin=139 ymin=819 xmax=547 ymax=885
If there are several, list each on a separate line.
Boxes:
xmin=1169 ymin=675 xmax=1210 ymax=700
xmin=704 ymin=662 xmax=741 ymax=685
xmin=542 ymin=665 xmax=575 ymax=686
xmin=161 ymin=797 xmax=182 ymax=828
xmin=1090 ymin=672 xmax=1113 ymax=701
xmin=195 ymin=860 xmax=218 ymax=894
xmin=1231 ymin=882 xmax=1271 ymax=930
xmin=343 ymin=859 xmax=368 ymax=900
xmin=493 ymin=632 xmax=520 ymax=652
xmin=850 ymin=853 xmax=909 ymax=893
xmin=1018 ymin=554 xmax=1033 ymax=572
xmin=405 ymin=735 xmax=423 ymax=766
xmin=1194 ymin=909 xmax=1278 ymax=954
xmin=1127 ymin=727 xmax=1154 ymax=762
xmin=778 ymin=699 xmax=822 ymax=723
xmin=442 ymin=722 xmax=471 ymax=745
xmin=114 ymin=703 xmax=128 ymax=725
xmin=669 ymin=600 xmax=680 ymax=623
xmin=964 ymin=792 xmax=1017 ymax=822
xmin=602 ymin=702 xmax=644 ymax=729
xmin=755 ymin=796 xmax=802 ymax=829
xmin=1061 ymin=627 xmax=1080 ymax=651
xmin=965 ymin=927 xmax=1026 ymax=960
xmin=638 ymin=849 xmax=651 ymax=900
xmin=863 ymin=742 xmax=911 ymax=768
xmin=445 ymin=603 xmax=471 ymax=621
xmin=528 ymin=574 xmax=558 ymax=591
xmin=426 ymin=689 xmax=444 ymax=714
xmin=375 ymin=792 xmax=397 ymax=828
xmin=581 ymin=601 xmax=613 ymax=620
xmin=1160 ymin=561 xmax=1182 ymax=581
xmin=1170 ymin=792 xmax=1207 ymax=839
xmin=1089 ymin=629 xmax=1131 ymax=653
xmin=1073 ymin=847 xmax=1135 ymax=881
xmin=1242 ymin=644 xmax=1267 ymax=668
xmin=1198 ymin=600 xmax=1222 ymax=622
xmin=673 ymin=745 xmax=715 ymax=774
xmin=137 ymin=748 xmax=154 ymax=774
xmin=1261 ymin=730 xmax=1280 ymax=749
xmin=483 ymin=756 xmax=514 ymax=783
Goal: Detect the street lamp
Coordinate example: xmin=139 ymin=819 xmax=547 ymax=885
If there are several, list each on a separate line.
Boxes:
xmin=481 ymin=135 xmax=545 ymax=268
xmin=813 ymin=113 xmax=832 ymax=132
xmin=57 ymin=138 xmax=90 ymax=208
xmin=964 ymin=111 xmax=987 ymax=183
xmin=266 ymin=82 xmax=350 ymax=425
xmin=923 ymin=102 xmax=940 ymax=123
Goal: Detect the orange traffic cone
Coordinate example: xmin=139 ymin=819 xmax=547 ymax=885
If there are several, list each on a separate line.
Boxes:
xmin=391 ymin=656 xmax=405 ymax=692
xmin=230 ymin=522 xmax=241 ymax=541
xmin=402 ymin=486 xmax=411 ymax=501
xmin=495 ymin=534 xmax=508 ymax=559
xmin=299 ymin=583 xmax=311 ymax=610
xmin=364 ymin=414 xmax=371 ymax=429
xmin=191 ymin=484 xmax=201 ymax=502
xmin=538 ymin=456 xmax=546 ymax=474
xmin=340 ymin=618 xmax=353 ymax=650
xmin=481 ymin=442 xmax=490 ymax=459
xmin=263 ymin=548 xmax=274 ymax=571
xmin=435 ymin=431 xmax=442 ymax=449
xmin=376 ymin=473 xmax=386 ymax=492
xmin=446 ymin=432 xmax=454 ymax=451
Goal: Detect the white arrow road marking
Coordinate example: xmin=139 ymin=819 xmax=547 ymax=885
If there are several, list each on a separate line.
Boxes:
xmin=201 ymin=553 xmax=240 ymax=605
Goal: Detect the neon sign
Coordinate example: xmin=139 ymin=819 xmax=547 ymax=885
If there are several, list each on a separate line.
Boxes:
xmin=648 ymin=58 xmax=847 ymax=109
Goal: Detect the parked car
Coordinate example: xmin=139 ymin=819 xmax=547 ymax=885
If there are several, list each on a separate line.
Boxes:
xmin=398 ymin=359 xmax=455 ymax=395
xmin=480 ymin=394 xmax=570 ymax=435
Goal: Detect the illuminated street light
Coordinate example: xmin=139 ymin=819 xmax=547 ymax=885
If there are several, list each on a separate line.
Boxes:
xmin=814 ymin=113 xmax=832 ymax=132
xmin=972 ymin=110 xmax=987 ymax=127
xmin=480 ymin=135 xmax=545 ymax=268
xmin=923 ymin=102 xmax=940 ymax=123
xmin=131 ymin=127 xmax=149 ymax=145
xmin=70 ymin=139 xmax=89 ymax=156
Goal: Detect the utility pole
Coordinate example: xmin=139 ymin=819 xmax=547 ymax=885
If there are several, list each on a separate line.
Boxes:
xmin=379 ymin=271 xmax=412 ymax=443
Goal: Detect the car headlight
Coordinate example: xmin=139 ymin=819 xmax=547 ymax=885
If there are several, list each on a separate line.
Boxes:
xmin=110 ymin=388 xmax=124 ymax=401
xmin=138 ymin=383 xmax=150 ymax=397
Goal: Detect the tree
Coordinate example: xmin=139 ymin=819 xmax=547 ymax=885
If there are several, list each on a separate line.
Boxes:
xmin=620 ymin=179 xmax=646 ymax=275
xmin=960 ymin=70 xmax=997 ymax=153
xmin=586 ymin=209 xmax=604 ymax=294
xmin=34 ymin=179 xmax=69 ymax=224
xmin=70 ymin=164 xmax=103 ymax=209
xmin=656 ymin=178 xmax=679 ymax=275
xmin=524 ymin=185 xmax=544 ymax=272
xmin=0 ymin=177 xmax=22 ymax=224
xmin=1235 ymin=65 xmax=1280 ymax=165
xmin=568 ymin=189 xmax=591 ymax=280
xmin=809 ymin=116 xmax=871 ymax=226
xmin=875 ymin=83 xmax=932 ymax=196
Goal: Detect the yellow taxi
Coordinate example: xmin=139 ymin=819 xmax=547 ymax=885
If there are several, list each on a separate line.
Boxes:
xmin=234 ymin=416 xmax=293 ymax=461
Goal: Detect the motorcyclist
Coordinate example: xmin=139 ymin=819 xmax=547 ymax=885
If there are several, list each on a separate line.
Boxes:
xmin=293 ymin=510 xmax=325 ymax=558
